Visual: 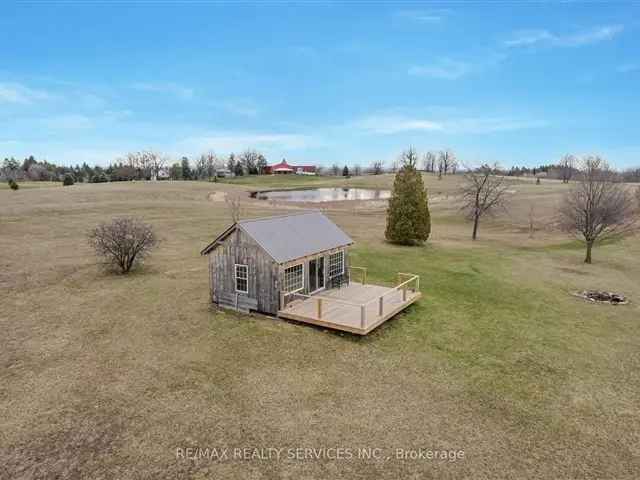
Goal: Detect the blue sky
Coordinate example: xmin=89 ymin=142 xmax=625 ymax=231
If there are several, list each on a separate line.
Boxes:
xmin=1 ymin=2 xmax=638 ymax=168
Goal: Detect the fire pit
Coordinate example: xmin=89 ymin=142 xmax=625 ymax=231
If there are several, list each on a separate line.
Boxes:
xmin=573 ymin=290 xmax=628 ymax=305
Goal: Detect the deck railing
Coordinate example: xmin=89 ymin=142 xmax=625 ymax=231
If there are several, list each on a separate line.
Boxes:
xmin=280 ymin=271 xmax=420 ymax=329
xmin=348 ymin=266 xmax=367 ymax=285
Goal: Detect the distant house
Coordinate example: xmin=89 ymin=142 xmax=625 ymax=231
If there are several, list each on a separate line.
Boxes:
xmin=156 ymin=168 xmax=170 ymax=180
xmin=215 ymin=168 xmax=234 ymax=178
xmin=264 ymin=160 xmax=316 ymax=175
xmin=200 ymin=212 xmax=421 ymax=335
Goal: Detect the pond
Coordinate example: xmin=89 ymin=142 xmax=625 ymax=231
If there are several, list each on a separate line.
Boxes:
xmin=253 ymin=187 xmax=391 ymax=203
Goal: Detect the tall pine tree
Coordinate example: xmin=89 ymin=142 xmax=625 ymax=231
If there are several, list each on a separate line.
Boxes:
xmin=385 ymin=152 xmax=431 ymax=245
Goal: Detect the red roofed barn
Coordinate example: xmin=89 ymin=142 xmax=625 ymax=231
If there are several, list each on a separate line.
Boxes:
xmin=264 ymin=160 xmax=316 ymax=175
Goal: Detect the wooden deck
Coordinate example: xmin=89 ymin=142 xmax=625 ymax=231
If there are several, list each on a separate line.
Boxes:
xmin=277 ymin=281 xmax=421 ymax=335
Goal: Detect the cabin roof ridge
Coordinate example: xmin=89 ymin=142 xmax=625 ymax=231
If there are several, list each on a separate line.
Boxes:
xmin=238 ymin=210 xmax=321 ymax=224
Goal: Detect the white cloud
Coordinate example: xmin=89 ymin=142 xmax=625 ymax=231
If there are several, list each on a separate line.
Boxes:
xmin=42 ymin=114 xmax=94 ymax=130
xmin=394 ymin=9 xmax=451 ymax=24
xmin=505 ymin=24 xmax=624 ymax=48
xmin=0 ymin=82 xmax=53 ymax=104
xmin=408 ymin=58 xmax=472 ymax=79
xmin=178 ymin=132 xmax=316 ymax=153
xmin=504 ymin=30 xmax=554 ymax=47
xmin=214 ymin=99 xmax=260 ymax=118
xmin=0 ymin=139 xmax=21 ymax=148
xmin=617 ymin=63 xmax=639 ymax=73
xmin=353 ymin=113 xmax=547 ymax=135
xmin=131 ymin=82 xmax=194 ymax=100
xmin=353 ymin=114 xmax=443 ymax=134
xmin=442 ymin=117 xmax=548 ymax=134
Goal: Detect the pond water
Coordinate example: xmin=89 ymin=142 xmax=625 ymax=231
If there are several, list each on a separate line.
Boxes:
xmin=254 ymin=187 xmax=391 ymax=203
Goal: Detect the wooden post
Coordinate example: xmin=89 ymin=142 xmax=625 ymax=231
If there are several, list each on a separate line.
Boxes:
xmin=360 ymin=305 xmax=366 ymax=329
xmin=378 ymin=296 xmax=383 ymax=316
xmin=402 ymin=286 xmax=407 ymax=302
xmin=416 ymin=276 xmax=419 ymax=291
xmin=317 ymin=298 xmax=322 ymax=319
xmin=363 ymin=268 xmax=367 ymax=286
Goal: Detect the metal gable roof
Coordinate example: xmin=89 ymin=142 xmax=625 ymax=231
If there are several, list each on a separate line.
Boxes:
xmin=238 ymin=212 xmax=353 ymax=263
xmin=201 ymin=212 xmax=353 ymax=262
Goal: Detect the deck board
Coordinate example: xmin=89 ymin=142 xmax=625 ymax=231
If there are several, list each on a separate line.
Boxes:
xmin=278 ymin=282 xmax=421 ymax=335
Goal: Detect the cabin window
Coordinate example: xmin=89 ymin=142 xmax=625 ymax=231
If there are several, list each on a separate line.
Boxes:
xmin=328 ymin=250 xmax=344 ymax=278
xmin=283 ymin=263 xmax=304 ymax=293
xmin=235 ymin=264 xmax=248 ymax=293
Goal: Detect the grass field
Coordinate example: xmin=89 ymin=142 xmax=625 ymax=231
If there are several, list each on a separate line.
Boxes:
xmin=1 ymin=175 xmax=639 ymax=479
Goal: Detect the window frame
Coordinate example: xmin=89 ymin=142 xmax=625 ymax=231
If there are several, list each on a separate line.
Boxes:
xmin=328 ymin=250 xmax=345 ymax=278
xmin=234 ymin=263 xmax=249 ymax=294
xmin=283 ymin=262 xmax=305 ymax=294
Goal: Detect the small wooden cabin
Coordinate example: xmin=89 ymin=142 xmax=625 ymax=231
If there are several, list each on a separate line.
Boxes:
xmin=201 ymin=212 xmax=353 ymax=314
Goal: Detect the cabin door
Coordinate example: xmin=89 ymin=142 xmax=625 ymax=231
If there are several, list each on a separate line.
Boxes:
xmin=308 ymin=257 xmax=325 ymax=293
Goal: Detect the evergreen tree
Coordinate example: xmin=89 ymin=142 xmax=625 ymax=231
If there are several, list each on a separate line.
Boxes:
xmin=342 ymin=165 xmax=350 ymax=177
xmin=385 ymin=159 xmax=431 ymax=245
xmin=169 ymin=162 xmax=182 ymax=180
xmin=180 ymin=157 xmax=192 ymax=180
xmin=227 ymin=153 xmax=236 ymax=172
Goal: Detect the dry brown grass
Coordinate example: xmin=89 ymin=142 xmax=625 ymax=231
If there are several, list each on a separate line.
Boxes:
xmin=1 ymin=177 xmax=639 ymax=479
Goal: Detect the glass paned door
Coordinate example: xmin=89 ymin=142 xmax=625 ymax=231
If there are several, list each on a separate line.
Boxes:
xmin=317 ymin=257 xmax=325 ymax=290
xmin=309 ymin=259 xmax=317 ymax=292
xmin=308 ymin=257 xmax=325 ymax=293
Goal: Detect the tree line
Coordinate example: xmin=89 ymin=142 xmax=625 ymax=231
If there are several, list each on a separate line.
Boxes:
xmin=0 ymin=149 xmax=271 ymax=184
xmin=385 ymin=148 xmax=640 ymax=264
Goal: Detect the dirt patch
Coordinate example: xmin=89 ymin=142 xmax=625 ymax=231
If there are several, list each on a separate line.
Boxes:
xmin=207 ymin=191 xmax=226 ymax=202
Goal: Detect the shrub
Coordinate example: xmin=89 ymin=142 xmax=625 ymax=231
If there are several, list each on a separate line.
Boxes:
xmin=88 ymin=217 xmax=158 ymax=273
xmin=91 ymin=172 xmax=108 ymax=183
xmin=63 ymin=174 xmax=75 ymax=186
xmin=8 ymin=179 xmax=19 ymax=190
xmin=385 ymin=163 xmax=431 ymax=245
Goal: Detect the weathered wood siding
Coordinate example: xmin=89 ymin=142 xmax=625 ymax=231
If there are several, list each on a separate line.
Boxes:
xmin=208 ymin=227 xmax=280 ymax=315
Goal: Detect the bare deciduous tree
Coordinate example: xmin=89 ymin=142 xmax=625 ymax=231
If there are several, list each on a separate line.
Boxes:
xmin=400 ymin=147 xmax=419 ymax=168
xmin=559 ymin=154 xmax=576 ymax=184
xmin=423 ymin=151 xmax=436 ymax=173
xmin=558 ymin=156 xmax=635 ymax=263
xmin=126 ymin=150 xmax=165 ymax=180
xmin=239 ymin=149 xmax=260 ymax=175
xmin=460 ymin=163 xmax=510 ymax=240
xmin=225 ymin=193 xmax=243 ymax=222
xmin=88 ymin=217 xmax=158 ymax=273
xmin=150 ymin=152 xmax=167 ymax=180
xmin=438 ymin=149 xmax=455 ymax=178
xmin=371 ymin=160 xmax=384 ymax=175
xmin=450 ymin=157 xmax=459 ymax=175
